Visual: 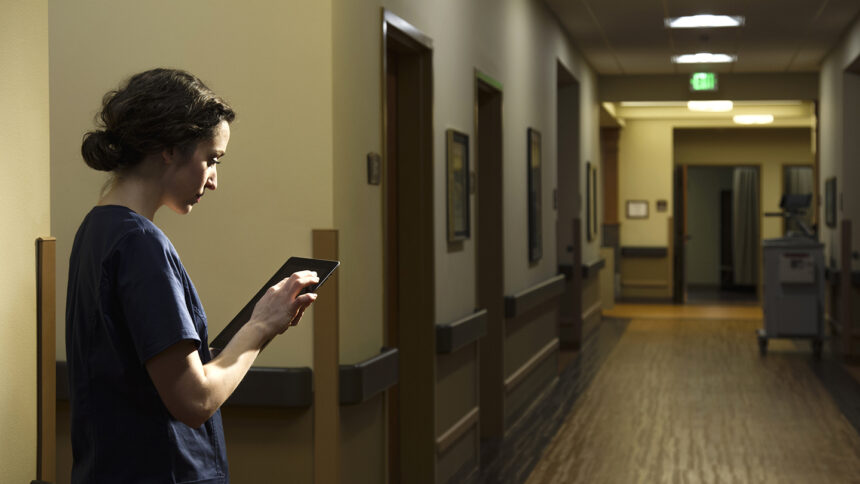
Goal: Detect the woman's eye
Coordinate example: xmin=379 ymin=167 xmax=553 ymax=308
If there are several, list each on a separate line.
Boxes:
xmin=208 ymin=158 xmax=220 ymax=166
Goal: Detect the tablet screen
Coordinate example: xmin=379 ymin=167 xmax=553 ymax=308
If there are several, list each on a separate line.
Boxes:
xmin=210 ymin=257 xmax=340 ymax=351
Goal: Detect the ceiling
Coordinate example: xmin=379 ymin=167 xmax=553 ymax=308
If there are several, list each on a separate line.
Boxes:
xmin=544 ymin=0 xmax=860 ymax=75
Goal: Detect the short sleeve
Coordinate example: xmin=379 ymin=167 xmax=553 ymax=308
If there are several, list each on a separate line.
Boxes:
xmin=112 ymin=229 xmax=201 ymax=363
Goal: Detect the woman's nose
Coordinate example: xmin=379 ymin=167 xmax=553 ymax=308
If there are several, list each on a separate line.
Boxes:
xmin=206 ymin=167 xmax=217 ymax=190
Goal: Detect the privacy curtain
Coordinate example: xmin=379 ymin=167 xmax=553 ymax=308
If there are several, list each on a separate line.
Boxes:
xmin=732 ymin=168 xmax=759 ymax=285
xmin=785 ymin=166 xmax=814 ymax=234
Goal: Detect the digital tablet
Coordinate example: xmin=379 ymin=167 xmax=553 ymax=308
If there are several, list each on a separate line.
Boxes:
xmin=210 ymin=257 xmax=340 ymax=352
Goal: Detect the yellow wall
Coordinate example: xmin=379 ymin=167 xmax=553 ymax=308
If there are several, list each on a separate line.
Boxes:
xmin=675 ymin=128 xmax=814 ymax=241
xmin=0 ymin=1 xmax=50 ymax=481
xmin=618 ymin=120 xmax=814 ymax=248
xmin=49 ymin=2 xmax=332 ymax=482
xmin=49 ymin=0 xmax=334 ymax=368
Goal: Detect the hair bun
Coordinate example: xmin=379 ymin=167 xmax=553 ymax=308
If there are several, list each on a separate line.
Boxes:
xmin=81 ymin=130 xmax=123 ymax=171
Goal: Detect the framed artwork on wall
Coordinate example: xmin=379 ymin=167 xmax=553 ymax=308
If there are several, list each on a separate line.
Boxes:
xmin=825 ymin=177 xmax=837 ymax=228
xmin=591 ymin=164 xmax=599 ymax=239
xmin=586 ymin=162 xmax=593 ymax=241
xmin=626 ymin=200 xmax=649 ymax=219
xmin=528 ymin=128 xmax=542 ymax=262
xmin=446 ymin=129 xmax=470 ymax=242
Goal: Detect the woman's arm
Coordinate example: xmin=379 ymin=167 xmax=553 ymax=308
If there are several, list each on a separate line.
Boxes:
xmin=145 ymin=271 xmax=318 ymax=428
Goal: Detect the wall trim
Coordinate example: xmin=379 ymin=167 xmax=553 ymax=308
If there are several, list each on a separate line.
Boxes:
xmin=582 ymin=300 xmax=603 ymax=323
xmin=435 ymin=406 xmax=479 ymax=455
xmin=436 ymin=309 xmax=487 ymax=354
xmin=504 ymin=338 xmax=560 ymax=395
xmin=621 ymin=279 xmax=670 ymax=288
xmin=504 ymin=274 xmax=566 ymax=318
xmin=339 ymin=347 xmax=399 ymax=405
xmin=621 ymin=247 xmax=668 ymax=258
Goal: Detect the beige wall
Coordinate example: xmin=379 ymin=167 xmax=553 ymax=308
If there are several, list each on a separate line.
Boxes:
xmin=675 ymin=128 xmax=814 ymax=241
xmin=618 ymin=121 xmax=814 ymax=248
xmin=820 ymin=15 xmax=860 ymax=269
xmin=49 ymin=0 xmax=334 ymax=368
xmin=0 ymin=1 xmax=50 ymax=482
xmin=49 ymin=2 xmax=332 ymax=482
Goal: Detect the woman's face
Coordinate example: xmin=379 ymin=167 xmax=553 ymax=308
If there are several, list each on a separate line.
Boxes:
xmin=162 ymin=120 xmax=230 ymax=215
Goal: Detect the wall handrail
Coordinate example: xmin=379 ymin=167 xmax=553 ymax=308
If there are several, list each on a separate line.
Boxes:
xmin=504 ymin=274 xmax=566 ymax=318
xmin=57 ymin=362 xmax=314 ymax=407
xmin=621 ymin=247 xmax=668 ymax=258
xmin=436 ymin=309 xmax=487 ymax=354
xmin=581 ymin=258 xmax=606 ymax=278
xmin=339 ymin=347 xmax=399 ymax=405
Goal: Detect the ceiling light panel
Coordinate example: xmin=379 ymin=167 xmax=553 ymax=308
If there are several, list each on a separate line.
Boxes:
xmin=666 ymin=15 xmax=745 ymax=29
xmin=672 ymin=53 xmax=737 ymax=64
xmin=733 ymin=114 xmax=774 ymax=125
xmin=687 ymin=101 xmax=734 ymax=112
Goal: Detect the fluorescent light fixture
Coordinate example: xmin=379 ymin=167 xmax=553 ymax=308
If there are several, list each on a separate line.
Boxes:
xmin=672 ymin=53 xmax=737 ymax=64
xmin=666 ymin=15 xmax=744 ymax=28
xmin=733 ymin=114 xmax=774 ymax=125
xmin=687 ymin=100 xmax=734 ymax=112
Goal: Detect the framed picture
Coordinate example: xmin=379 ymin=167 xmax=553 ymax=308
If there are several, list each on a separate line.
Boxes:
xmin=586 ymin=162 xmax=593 ymax=242
xmin=446 ymin=129 xmax=470 ymax=242
xmin=527 ymin=128 xmax=542 ymax=262
xmin=591 ymin=164 xmax=598 ymax=238
xmin=626 ymin=200 xmax=649 ymax=219
xmin=825 ymin=177 xmax=837 ymax=228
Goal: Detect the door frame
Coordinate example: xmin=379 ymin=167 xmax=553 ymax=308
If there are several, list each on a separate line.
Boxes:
xmin=474 ymin=69 xmax=504 ymax=442
xmin=382 ymin=9 xmax=436 ymax=483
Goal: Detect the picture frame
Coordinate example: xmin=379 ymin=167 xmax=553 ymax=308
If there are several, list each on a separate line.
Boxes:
xmin=591 ymin=164 xmax=599 ymax=239
xmin=825 ymin=177 xmax=837 ymax=228
xmin=586 ymin=162 xmax=593 ymax=242
xmin=626 ymin=200 xmax=649 ymax=219
xmin=527 ymin=128 xmax=542 ymax=262
xmin=446 ymin=129 xmax=470 ymax=242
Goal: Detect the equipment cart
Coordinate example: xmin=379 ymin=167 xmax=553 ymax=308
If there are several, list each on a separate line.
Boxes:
xmin=758 ymin=236 xmax=825 ymax=359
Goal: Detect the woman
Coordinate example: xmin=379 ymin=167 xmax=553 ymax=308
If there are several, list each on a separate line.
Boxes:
xmin=66 ymin=68 xmax=318 ymax=483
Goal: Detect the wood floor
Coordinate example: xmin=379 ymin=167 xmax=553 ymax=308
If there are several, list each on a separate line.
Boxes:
xmin=524 ymin=306 xmax=860 ymax=484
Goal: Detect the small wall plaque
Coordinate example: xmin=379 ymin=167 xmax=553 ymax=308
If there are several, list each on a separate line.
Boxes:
xmin=656 ymin=199 xmax=668 ymax=212
xmin=367 ymin=152 xmax=381 ymax=185
xmin=626 ymin=200 xmax=649 ymax=219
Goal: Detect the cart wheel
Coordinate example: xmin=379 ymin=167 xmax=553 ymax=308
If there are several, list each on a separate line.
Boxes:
xmin=757 ymin=333 xmax=768 ymax=356
xmin=812 ymin=339 xmax=823 ymax=360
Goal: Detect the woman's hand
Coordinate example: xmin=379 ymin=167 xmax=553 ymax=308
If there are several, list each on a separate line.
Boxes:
xmin=248 ymin=270 xmax=319 ymax=339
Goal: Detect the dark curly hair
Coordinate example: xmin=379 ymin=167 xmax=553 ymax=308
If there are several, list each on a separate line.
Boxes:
xmin=81 ymin=68 xmax=236 ymax=172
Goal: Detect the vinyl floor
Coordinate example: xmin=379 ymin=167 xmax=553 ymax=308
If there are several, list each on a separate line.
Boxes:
xmin=523 ymin=310 xmax=860 ymax=484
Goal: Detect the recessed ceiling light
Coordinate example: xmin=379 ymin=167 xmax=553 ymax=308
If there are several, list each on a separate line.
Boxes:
xmin=733 ymin=114 xmax=774 ymax=125
xmin=687 ymin=100 xmax=734 ymax=112
xmin=673 ymin=53 xmax=737 ymax=64
xmin=665 ymin=15 xmax=744 ymax=29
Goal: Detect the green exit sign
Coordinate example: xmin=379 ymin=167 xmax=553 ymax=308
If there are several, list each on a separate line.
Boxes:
xmin=690 ymin=72 xmax=718 ymax=91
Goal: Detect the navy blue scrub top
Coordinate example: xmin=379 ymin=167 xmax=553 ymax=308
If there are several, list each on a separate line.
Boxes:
xmin=66 ymin=205 xmax=228 ymax=483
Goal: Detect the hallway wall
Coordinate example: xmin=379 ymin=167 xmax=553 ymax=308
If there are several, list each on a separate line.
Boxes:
xmin=333 ymin=1 xmax=600 ymax=481
xmin=0 ymin=1 xmax=49 ymax=481
xmin=333 ymin=0 xmax=600 ymax=356
xmin=618 ymin=123 xmax=814 ymax=249
xmin=49 ymin=0 xmax=334 ymax=368
xmin=820 ymin=14 xmax=860 ymax=269
xmin=48 ymin=1 xmax=333 ymax=482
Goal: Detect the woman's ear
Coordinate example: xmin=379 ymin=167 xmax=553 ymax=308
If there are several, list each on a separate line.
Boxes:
xmin=161 ymin=147 xmax=178 ymax=165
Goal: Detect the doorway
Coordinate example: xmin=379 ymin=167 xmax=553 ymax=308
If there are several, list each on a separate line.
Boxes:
xmin=555 ymin=62 xmax=582 ymax=356
xmin=382 ymin=10 xmax=435 ymax=483
xmin=680 ymin=165 xmax=760 ymax=304
xmin=475 ymin=72 xmax=504 ymax=445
